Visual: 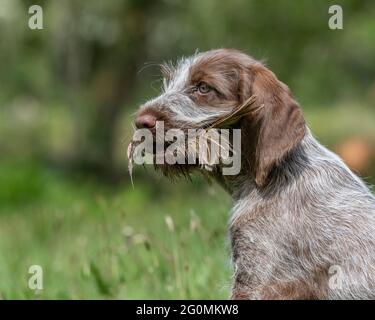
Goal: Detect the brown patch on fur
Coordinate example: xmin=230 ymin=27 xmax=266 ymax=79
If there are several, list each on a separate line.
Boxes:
xmin=259 ymin=281 xmax=318 ymax=300
xmin=242 ymin=63 xmax=306 ymax=187
xmin=232 ymin=273 xmax=328 ymax=300
xmin=259 ymin=267 xmax=330 ymax=300
xmin=188 ymin=49 xmax=253 ymax=108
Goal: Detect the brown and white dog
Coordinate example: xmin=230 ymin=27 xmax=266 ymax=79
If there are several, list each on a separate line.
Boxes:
xmin=132 ymin=49 xmax=375 ymax=299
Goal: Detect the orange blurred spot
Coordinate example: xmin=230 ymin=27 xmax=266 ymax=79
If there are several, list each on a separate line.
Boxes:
xmin=335 ymin=137 xmax=374 ymax=174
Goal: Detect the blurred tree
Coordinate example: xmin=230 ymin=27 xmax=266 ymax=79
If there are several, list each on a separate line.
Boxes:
xmin=46 ymin=0 xmax=163 ymax=177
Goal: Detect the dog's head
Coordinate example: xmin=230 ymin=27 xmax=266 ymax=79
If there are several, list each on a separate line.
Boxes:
xmin=132 ymin=49 xmax=306 ymax=186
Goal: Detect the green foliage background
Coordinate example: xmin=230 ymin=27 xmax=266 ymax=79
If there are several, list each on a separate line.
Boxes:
xmin=0 ymin=0 xmax=374 ymax=299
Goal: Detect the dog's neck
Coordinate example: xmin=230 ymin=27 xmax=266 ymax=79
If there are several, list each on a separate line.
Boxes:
xmin=211 ymin=129 xmax=334 ymax=201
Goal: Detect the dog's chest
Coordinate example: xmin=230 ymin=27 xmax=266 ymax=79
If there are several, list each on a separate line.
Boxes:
xmin=229 ymin=194 xmax=303 ymax=276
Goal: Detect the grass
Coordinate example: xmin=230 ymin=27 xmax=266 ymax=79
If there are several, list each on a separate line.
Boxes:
xmin=0 ymin=161 xmax=231 ymax=299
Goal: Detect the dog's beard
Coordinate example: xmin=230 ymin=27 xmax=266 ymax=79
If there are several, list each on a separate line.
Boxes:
xmin=127 ymin=133 xmax=196 ymax=181
xmin=127 ymin=129 xmax=229 ymax=181
xmin=153 ymin=136 xmax=196 ymax=179
xmin=127 ymin=96 xmax=259 ymax=182
xmin=154 ymin=162 xmax=195 ymax=180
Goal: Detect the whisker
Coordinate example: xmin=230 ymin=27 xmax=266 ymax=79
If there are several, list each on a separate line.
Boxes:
xmin=137 ymin=62 xmax=160 ymax=75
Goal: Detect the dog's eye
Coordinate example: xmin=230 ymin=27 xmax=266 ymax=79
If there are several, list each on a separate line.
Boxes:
xmin=197 ymin=82 xmax=211 ymax=94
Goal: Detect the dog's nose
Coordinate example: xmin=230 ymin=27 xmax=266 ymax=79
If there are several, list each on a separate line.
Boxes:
xmin=135 ymin=114 xmax=157 ymax=129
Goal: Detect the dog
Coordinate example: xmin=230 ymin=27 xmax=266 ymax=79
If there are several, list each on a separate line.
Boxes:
xmin=131 ymin=49 xmax=375 ymax=299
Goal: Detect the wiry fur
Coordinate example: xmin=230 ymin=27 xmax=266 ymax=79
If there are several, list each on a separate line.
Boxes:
xmin=227 ymin=130 xmax=375 ymax=299
xmin=132 ymin=49 xmax=375 ymax=299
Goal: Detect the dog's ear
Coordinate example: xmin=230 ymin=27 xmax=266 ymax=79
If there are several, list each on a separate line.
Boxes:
xmin=242 ymin=64 xmax=306 ymax=187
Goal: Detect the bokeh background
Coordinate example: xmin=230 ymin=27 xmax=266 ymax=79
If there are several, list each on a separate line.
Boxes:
xmin=0 ymin=0 xmax=374 ymax=299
